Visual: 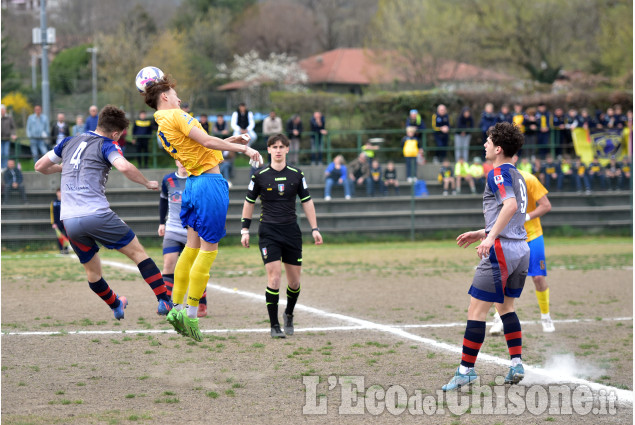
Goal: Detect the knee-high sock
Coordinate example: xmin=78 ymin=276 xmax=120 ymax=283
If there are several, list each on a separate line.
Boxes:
xmin=501 ymin=311 xmax=522 ymax=359
xmin=163 ymin=273 xmax=174 ymax=298
xmin=137 ymin=258 xmax=169 ymax=302
xmin=89 ymin=278 xmax=120 ymax=309
xmin=186 ymin=250 xmax=217 ymax=307
xmin=535 ymin=288 xmax=550 ymax=315
xmin=173 ymin=246 xmax=199 ymax=305
xmin=460 ymin=320 xmax=485 ymax=368
xmin=285 ymin=285 xmax=300 ymax=315
xmin=265 ymin=286 xmax=280 ymax=326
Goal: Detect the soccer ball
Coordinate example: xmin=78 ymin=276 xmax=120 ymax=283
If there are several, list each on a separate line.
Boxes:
xmin=135 ymin=66 xmax=164 ymax=93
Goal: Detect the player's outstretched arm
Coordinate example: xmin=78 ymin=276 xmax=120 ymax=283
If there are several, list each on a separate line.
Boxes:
xmin=188 ymin=127 xmax=261 ymax=163
xmin=34 ymin=152 xmax=63 ymax=174
xmin=301 ymin=199 xmax=323 ymax=245
xmin=111 ymin=157 xmax=158 ymax=190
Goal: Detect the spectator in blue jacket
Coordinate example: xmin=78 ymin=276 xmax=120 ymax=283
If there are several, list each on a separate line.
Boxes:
xmin=479 ymin=103 xmax=498 ymax=144
xmin=85 ymin=105 xmax=99 ymax=132
xmin=432 ymin=104 xmax=450 ymax=162
xmin=536 ymin=103 xmax=551 ymax=158
xmin=26 ymin=105 xmax=49 ymax=164
xmin=324 ymin=155 xmax=351 ymax=200
xmin=405 ymin=108 xmax=426 ymax=144
xmin=498 ymin=104 xmax=513 ymax=124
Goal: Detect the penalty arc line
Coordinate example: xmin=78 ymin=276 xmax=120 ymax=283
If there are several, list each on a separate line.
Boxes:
xmin=100 ymin=259 xmax=634 ymax=405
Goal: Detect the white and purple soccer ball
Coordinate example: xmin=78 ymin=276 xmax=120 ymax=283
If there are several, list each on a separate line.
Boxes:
xmin=135 ymin=66 xmax=164 ymax=93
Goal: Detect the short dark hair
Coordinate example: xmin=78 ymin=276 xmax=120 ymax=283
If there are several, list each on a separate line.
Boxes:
xmin=267 ymin=133 xmax=290 ymax=147
xmin=487 ymin=122 xmax=524 ymax=158
xmin=142 ymin=75 xmax=176 ymax=110
xmin=97 ymin=105 xmax=129 ymax=133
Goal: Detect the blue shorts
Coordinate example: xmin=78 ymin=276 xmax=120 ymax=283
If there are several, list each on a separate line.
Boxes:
xmin=180 ymin=173 xmax=229 ymax=244
xmin=63 ymin=211 xmax=135 ymax=264
xmin=527 ymin=235 xmax=547 ymax=277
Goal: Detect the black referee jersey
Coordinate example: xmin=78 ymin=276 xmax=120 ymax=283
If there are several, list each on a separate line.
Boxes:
xmin=245 ymin=164 xmax=311 ymax=224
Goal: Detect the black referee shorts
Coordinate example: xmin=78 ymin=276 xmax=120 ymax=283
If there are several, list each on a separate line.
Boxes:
xmin=258 ymin=222 xmax=303 ymax=266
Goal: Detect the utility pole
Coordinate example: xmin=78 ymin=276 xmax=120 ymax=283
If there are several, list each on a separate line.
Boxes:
xmin=40 ymin=0 xmax=50 ymax=122
xmin=31 ymin=53 xmax=37 ymax=90
xmin=86 ymin=47 xmax=98 ymax=107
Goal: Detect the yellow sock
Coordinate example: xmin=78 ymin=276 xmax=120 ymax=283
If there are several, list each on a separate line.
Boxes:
xmin=187 ymin=250 xmax=218 ymax=307
xmin=173 ymin=246 xmax=199 ymax=305
xmin=535 ymin=288 xmax=550 ymax=315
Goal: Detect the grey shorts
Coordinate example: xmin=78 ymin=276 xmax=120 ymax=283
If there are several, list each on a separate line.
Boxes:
xmin=468 ymin=238 xmax=530 ymax=303
xmin=63 ymin=211 xmax=135 ymax=264
xmin=163 ymin=230 xmax=187 ymax=255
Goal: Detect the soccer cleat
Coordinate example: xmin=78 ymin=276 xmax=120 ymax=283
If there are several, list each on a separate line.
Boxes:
xmin=166 ymin=308 xmax=187 ymax=337
xmin=541 ymin=315 xmax=555 ymax=333
xmin=504 ymin=364 xmax=525 ymax=384
xmin=197 ymin=303 xmax=208 ymax=318
xmin=270 ymin=324 xmax=286 ymax=339
xmin=181 ymin=312 xmax=203 ymax=342
xmin=157 ymin=299 xmax=173 ymax=316
xmin=442 ymin=367 xmax=478 ymax=391
xmin=489 ymin=312 xmax=503 ymax=335
xmin=113 ymin=296 xmax=128 ymax=320
xmin=283 ymin=313 xmax=294 ymax=336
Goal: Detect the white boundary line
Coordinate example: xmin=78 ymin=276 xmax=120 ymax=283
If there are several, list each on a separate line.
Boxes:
xmin=8 ymin=259 xmax=635 ymax=405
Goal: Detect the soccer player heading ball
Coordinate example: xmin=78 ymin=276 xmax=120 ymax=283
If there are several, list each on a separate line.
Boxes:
xmin=141 ymin=73 xmax=261 ymax=342
xmin=443 ymin=122 xmax=530 ymax=391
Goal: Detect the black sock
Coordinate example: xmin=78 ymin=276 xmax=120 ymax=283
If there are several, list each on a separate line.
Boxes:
xmin=163 ymin=273 xmax=174 ymax=298
xmin=265 ymin=286 xmax=279 ymax=326
xmin=285 ymin=285 xmax=301 ymax=315
xmin=501 ymin=312 xmax=522 ymax=360
xmin=137 ymin=258 xmax=169 ymax=302
xmin=89 ymin=278 xmax=120 ymax=309
xmin=460 ymin=320 xmax=485 ymax=368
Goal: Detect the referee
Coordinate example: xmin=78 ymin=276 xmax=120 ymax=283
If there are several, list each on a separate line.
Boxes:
xmin=241 ymin=134 xmax=323 ymax=338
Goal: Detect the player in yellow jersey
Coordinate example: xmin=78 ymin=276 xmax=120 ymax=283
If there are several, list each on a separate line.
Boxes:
xmin=490 ymin=154 xmax=555 ymax=334
xmin=142 ymin=75 xmax=261 ymax=341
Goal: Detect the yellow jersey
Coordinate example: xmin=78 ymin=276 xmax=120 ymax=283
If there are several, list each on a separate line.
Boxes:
xmin=518 ymin=169 xmax=548 ymax=242
xmin=154 ymin=109 xmax=223 ymax=176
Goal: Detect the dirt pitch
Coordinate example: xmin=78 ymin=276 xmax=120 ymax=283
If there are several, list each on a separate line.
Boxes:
xmin=1 ymin=238 xmax=632 ymax=424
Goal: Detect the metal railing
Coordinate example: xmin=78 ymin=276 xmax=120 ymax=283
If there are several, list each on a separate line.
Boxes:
xmin=3 ymin=128 xmax=576 ymax=169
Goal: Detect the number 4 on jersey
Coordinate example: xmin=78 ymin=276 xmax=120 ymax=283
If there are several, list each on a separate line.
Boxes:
xmin=69 ymin=141 xmax=88 ymax=169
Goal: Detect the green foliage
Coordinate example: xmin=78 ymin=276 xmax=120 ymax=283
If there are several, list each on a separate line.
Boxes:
xmin=596 ymin=0 xmax=633 ymax=78
xmin=1 ymin=36 xmax=21 ymax=96
xmin=49 ymin=44 xmax=91 ymax=95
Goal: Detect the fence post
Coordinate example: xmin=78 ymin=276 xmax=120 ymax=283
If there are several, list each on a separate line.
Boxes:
xmin=151 ymin=133 xmax=157 ymax=169
xmin=410 ymin=182 xmax=416 ymax=241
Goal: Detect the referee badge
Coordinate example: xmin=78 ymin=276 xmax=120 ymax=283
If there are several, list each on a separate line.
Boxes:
xmin=262 ymin=247 xmax=268 ymax=259
xmin=278 ymin=183 xmax=285 ymax=195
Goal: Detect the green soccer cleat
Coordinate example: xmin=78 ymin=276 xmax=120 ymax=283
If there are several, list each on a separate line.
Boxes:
xmin=166 ymin=308 xmax=187 ymax=337
xmin=181 ymin=311 xmax=203 ymax=342
xmin=442 ymin=367 xmax=478 ymax=391
xmin=504 ymin=364 xmax=525 ymax=384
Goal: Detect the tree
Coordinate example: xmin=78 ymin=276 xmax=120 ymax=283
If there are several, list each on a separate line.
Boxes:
xmin=233 ymin=1 xmax=321 ymax=57
xmin=596 ymin=0 xmax=633 ymax=79
xmin=49 ymin=44 xmax=91 ymax=95
xmin=301 ymin=0 xmax=378 ymax=50
xmin=96 ymin=9 xmax=158 ymax=113
xmin=217 ymin=50 xmax=308 ymax=108
xmin=1 ymin=36 xmax=21 ymax=96
xmin=366 ymin=0 xmax=472 ymax=86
